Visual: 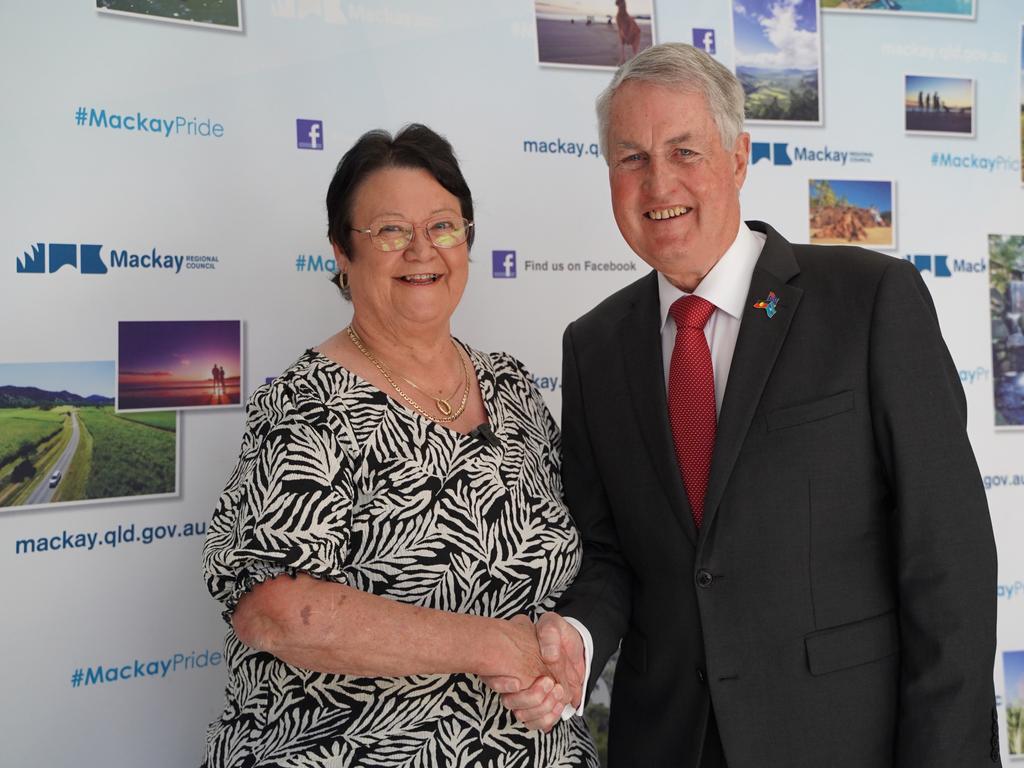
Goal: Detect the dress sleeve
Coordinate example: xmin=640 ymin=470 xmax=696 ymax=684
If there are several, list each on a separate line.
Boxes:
xmin=202 ymin=379 xmax=357 ymax=621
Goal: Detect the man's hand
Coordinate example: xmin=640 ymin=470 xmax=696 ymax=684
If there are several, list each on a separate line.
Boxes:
xmin=482 ymin=612 xmax=585 ymax=732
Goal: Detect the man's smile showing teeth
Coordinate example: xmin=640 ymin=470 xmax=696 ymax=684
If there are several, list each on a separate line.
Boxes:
xmin=399 ymin=273 xmax=441 ymax=284
xmin=645 ymin=206 xmax=690 ymax=220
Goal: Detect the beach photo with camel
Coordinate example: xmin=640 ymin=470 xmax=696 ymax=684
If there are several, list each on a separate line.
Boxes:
xmin=534 ymin=0 xmax=654 ymax=69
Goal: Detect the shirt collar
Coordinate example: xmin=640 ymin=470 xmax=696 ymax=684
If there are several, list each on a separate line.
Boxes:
xmin=658 ymin=222 xmax=766 ymax=331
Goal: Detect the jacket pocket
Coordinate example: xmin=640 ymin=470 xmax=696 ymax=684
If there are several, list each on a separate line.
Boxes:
xmin=804 ymin=610 xmax=898 ymax=676
xmin=621 ymin=628 xmax=647 ymax=673
xmin=766 ymin=390 xmax=854 ymax=432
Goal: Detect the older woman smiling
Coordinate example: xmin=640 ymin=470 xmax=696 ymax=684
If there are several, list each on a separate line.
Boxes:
xmin=202 ymin=124 xmax=595 ymax=768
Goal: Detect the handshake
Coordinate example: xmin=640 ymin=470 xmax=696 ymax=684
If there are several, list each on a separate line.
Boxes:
xmin=480 ymin=612 xmax=586 ymax=733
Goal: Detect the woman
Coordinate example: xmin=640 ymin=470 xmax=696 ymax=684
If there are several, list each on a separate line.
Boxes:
xmin=202 ymin=124 xmax=597 ymax=767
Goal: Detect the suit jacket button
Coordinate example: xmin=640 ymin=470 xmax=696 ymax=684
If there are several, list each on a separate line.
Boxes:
xmin=696 ymin=569 xmax=714 ymax=588
xmin=696 ymin=666 xmax=707 ymax=684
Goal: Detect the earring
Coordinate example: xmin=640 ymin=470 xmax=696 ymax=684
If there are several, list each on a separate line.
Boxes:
xmin=340 ymin=271 xmax=350 ymax=290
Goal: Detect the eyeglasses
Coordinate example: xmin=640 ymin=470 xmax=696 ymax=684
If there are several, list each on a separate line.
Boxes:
xmin=351 ymin=215 xmax=473 ymax=252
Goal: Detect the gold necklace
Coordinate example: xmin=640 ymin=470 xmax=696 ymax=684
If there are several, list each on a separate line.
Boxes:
xmin=347 ymin=325 xmax=470 ymax=423
xmin=396 ymin=371 xmax=464 ymax=417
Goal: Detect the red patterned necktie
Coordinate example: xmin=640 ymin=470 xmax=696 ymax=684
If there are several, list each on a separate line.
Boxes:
xmin=668 ymin=295 xmax=717 ymax=529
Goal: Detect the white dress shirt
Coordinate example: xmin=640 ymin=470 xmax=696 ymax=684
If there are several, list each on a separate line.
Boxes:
xmin=562 ymin=222 xmax=767 ymax=718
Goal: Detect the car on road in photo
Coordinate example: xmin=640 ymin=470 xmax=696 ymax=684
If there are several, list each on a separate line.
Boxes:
xmin=48 ymin=471 xmax=62 ymax=488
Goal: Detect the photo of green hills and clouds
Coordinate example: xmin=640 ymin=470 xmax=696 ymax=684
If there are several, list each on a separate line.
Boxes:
xmin=733 ymin=0 xmax=821 ymax=123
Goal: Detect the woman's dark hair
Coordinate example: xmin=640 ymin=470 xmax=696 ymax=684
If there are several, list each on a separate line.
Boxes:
xmin=326 ymin=123 xmax=475 ymax=297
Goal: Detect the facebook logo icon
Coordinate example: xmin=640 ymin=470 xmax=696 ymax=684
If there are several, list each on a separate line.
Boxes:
xmin=296 ymin=119 xmax=323 ymax=150
xmin=692 ymin=28 xmax=716 ymax=55
xmin=492 ymin=250 xmax=517 ymax=278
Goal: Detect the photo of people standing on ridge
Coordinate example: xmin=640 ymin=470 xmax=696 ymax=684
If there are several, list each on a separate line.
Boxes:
xmin=905 ymin=74 xmax=974 ymax=136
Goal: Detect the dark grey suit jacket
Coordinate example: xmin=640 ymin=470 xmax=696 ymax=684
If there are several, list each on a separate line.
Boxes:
xmin=557 ymin=221 xmax=999 ymax=767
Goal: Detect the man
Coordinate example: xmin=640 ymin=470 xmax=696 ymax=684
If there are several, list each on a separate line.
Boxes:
xmin=489 ymin=43 xmax=999 ymax=767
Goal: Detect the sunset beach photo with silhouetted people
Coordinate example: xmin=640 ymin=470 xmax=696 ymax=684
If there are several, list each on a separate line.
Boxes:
xmin=116 ymin=320 xmax=242 ymax=412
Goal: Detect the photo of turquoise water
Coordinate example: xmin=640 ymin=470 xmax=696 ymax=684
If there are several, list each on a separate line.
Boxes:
xmin=882 ymin=0 xmax=970 ymax=12
xmin=822 ymin=0 xmax=972 ymax=16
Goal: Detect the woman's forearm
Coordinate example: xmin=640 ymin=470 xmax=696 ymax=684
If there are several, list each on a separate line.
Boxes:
xmin=233 ymin=572 xmax=544 ymax=681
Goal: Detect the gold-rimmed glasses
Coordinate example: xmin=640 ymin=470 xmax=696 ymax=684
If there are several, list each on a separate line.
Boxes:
xmin=351 ymin=215 xmax=473 ymax=252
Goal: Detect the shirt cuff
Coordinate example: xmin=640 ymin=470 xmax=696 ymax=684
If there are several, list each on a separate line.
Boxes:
xmin=559 ymin=616 xmax=594 ymax=720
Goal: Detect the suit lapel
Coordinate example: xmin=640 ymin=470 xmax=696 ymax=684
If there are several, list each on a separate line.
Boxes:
xmin=701 ymin=222 xmax=803 ymax=535
xmin=619 ymin=272 xmax=698 ymax=545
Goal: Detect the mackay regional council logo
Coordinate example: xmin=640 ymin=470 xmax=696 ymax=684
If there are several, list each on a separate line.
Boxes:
xmin=16 ymin=242 xmax=220 ymax=275
xmin=750 ymin=140 xmax=874 ymax=167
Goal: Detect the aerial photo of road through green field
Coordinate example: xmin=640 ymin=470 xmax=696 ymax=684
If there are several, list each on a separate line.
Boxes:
xmin=0 ymin=361 xmax=176 ymax=511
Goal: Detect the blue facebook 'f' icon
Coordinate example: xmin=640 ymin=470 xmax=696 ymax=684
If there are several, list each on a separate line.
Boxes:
xmin=492 ymin=250 xmax=517 ymax=278
xmin=692 ymin=29 xmax=716 ymax=55
xmin=296 ymin=119 xmax=324 ymax=150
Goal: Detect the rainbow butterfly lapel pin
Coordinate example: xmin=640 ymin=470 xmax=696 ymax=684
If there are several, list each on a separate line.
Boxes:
xmin=753 ymin=291 xmax=779 ymax=318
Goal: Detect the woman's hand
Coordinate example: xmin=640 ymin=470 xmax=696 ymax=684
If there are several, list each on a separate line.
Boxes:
xmin=495 ymin=614 xmax=558 ymax=689
xmin=479 ymin=614 xmax=582 ymax=732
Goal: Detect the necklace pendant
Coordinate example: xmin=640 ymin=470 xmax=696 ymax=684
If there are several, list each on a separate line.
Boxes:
xmin=436 ymin=398 xmax=453 ymax=417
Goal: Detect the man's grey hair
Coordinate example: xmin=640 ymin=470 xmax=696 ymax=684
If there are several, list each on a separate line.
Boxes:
xmin=595 ymin=43 xmax=746 ymax=161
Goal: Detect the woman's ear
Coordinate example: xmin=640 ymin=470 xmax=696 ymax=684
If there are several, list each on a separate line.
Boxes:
xmin=331 ymin=240 xmax=351 ymax=271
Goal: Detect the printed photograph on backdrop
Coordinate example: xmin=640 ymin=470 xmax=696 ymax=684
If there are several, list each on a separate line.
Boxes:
xmin=821 ymin=0 xmax=974 ymax=19
xmin=116 ymin=320 xmax=242 ymax=412
xmin=732 ymin=0 xmax=822 ymax=124
xmin=534 ymin=0 xmax=656 ymax=70
xmin=96 ymin=0 xmax=243 ymax=31
xmin=808 ymin=179 xmax=895 ymax=248
xmin=1004 ymin=650 xmax=1024 ymax=756
xmin=904 ymin=74 xmax=974 ymax=136
xmin=989 ymin=234 xmax=1024 ymax=428
xmin=0 ymin=361 xmax=177 ymax=513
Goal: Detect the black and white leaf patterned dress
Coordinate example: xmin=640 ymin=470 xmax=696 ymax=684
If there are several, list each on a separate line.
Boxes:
xmin=202 ymin=347 xmax=598 ymax=768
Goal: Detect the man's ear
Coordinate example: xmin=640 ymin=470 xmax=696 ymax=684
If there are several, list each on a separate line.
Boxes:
xmin=733 ymin=132 xmax=751 ymax=190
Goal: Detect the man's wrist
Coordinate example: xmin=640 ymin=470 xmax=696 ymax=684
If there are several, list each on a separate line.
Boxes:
xmin=561 ymin=616 xmax=594 ymax=717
